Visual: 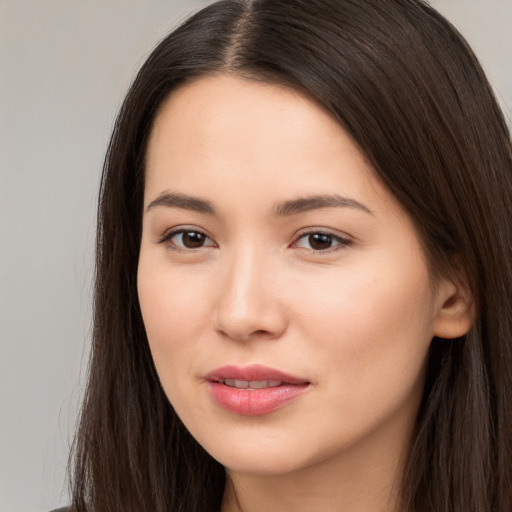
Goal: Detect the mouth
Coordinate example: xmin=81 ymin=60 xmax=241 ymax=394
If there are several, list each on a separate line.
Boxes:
xmin=205 ymin=364 xmax=310 ymax=415
xmin=215 ymin=378 xmax=283 ymax=389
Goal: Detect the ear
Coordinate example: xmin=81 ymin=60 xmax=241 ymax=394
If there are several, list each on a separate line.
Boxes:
xmin=433 ymin=270 xmax=475 ymax=339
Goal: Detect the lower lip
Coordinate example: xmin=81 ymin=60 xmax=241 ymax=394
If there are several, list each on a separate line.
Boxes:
xmin=207 ymin=382 xmax=309 ymax=416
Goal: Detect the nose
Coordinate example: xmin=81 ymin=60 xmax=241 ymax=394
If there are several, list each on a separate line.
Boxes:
xmin=213 ymin=247 xmax=288 ymax=342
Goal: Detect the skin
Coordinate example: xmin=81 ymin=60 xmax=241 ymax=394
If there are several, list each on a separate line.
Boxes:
xmin=137 ymin=75 xmax=473 ymax=512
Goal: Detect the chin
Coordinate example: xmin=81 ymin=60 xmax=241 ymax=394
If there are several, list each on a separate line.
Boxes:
xmin=214 ymin=445 xmax=311 ymax=476
xmin=190 ymin=422 xmax=347 ymax=478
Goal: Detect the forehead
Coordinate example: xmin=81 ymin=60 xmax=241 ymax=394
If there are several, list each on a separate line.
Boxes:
xmin=147 ymin=74 xmax=350 ymax=162
xmin=145 ymin=74 xmax=379 ymax=200
xmin=150 ymin=73 xmax=336 ymax=139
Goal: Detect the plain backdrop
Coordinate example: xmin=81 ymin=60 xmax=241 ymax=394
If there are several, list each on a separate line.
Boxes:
xmin=0 ymin=1 xmax=510 ymax=511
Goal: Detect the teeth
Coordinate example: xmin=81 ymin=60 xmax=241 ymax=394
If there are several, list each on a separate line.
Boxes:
xmin=249 ymin=380 xmax=281 ymax=389
xmin=219 ymin=379 xmax=282 ymax=389
xmin=234 ymin=379 xmax=248 ymax=389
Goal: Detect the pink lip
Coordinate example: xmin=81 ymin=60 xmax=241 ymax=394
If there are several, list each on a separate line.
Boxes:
xmin=205 ymin=364 xmax=310 ymax=416
xmin=206 ymin=364 xmax=308 ymax=384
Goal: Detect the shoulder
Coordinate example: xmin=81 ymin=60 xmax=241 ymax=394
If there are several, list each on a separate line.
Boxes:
xmin=49 ymin=508 xmax=69 ymax=512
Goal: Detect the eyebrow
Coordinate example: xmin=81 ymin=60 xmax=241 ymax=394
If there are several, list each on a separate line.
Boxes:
xmin=146 ymin=192 xmax=373 ymax=216
xmin=147 ymin=192 xmax=215 ymax=214
xmin=274 ymin=194 xmax=373 ymax=216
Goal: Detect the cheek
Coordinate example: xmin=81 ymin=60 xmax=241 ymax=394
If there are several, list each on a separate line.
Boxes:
xmin=295 ymin=256 xmax=433 ymax=336
xmin=292 ymin=253 xmax=435 ymax=412
xmin=137 ymin=257 xmax=211 ymax=391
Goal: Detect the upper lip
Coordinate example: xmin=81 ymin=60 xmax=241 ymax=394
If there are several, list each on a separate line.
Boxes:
xmin=205 ymin=364 xmax=309 ymax=385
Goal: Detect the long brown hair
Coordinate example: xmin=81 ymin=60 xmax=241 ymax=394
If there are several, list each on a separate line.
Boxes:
xmin=70 ymin=1 xmax=512 ymax=511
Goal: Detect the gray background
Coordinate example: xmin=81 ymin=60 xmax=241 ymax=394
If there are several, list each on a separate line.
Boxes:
xmin=1 ymin=1 xmax=510 ymax=511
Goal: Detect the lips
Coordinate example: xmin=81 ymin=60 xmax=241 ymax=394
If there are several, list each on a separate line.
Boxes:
xmin=205 ymin=364 xmax=310 ymax=416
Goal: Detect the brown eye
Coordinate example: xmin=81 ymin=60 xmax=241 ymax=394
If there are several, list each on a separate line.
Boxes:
xmin=161 ymin=229 xmax=215 ymax=250
xmin=180 ymin=231 xmax=207 ymax=248
xmin=295 ymin=231 xmax=351 ymax=252
xmin=307 ymin=233 xmax=334 ymax=250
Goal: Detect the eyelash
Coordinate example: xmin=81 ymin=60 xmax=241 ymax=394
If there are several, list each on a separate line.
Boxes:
xmin=158 ymin=228 xmax=352 ymax=254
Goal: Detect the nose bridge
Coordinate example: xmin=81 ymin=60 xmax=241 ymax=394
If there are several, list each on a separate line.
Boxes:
xmin=214 ymin=242 xmax=286 ymax=341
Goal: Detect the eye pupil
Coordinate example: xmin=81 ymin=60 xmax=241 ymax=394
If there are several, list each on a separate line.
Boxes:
xmin=182 ymin=231 xmax=206 ymax=248
xmin=309 ymin=233 xmax=332 ymax=250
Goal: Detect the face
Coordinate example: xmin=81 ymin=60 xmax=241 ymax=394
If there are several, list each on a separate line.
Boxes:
xmin=138 ymin=75 xmax=455 ymax=476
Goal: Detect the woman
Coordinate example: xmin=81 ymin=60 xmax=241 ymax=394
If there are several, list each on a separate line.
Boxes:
xmin=68 ymin=0 xmax=512 ymax=511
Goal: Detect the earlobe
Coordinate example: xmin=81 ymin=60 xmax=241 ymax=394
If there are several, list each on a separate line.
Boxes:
xmin=433 ymin=277 xmax=475 ymax=340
